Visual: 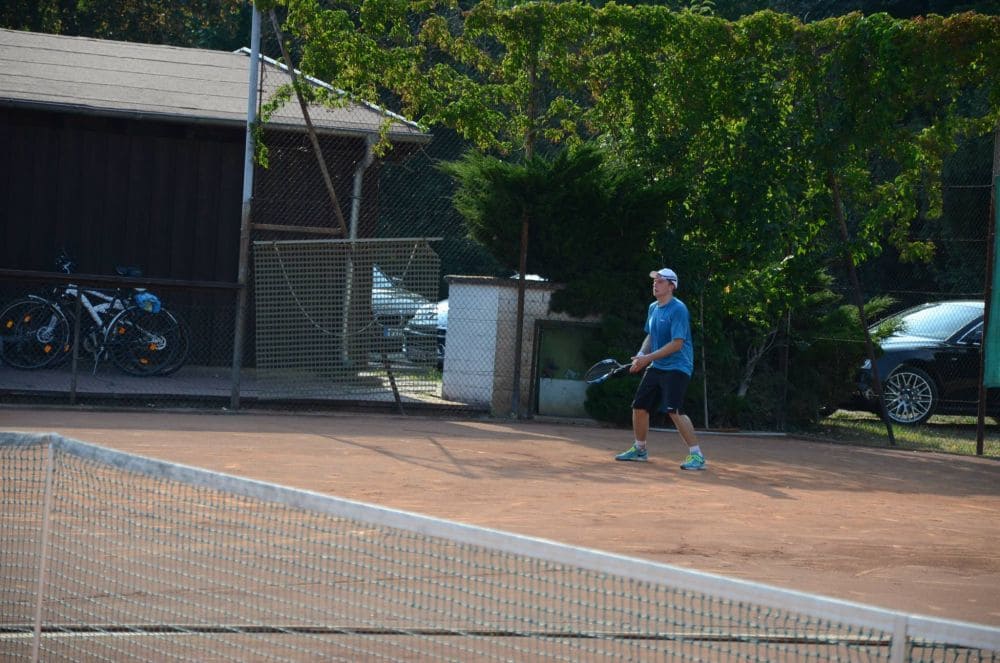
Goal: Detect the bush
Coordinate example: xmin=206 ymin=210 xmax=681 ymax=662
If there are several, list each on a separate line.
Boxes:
xmin=584 ymin=374 xmax=642 ymax=427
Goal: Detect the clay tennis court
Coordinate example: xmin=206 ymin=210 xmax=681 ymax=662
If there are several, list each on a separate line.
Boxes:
xmin=3 ymin=406 xmax=999 ymax=628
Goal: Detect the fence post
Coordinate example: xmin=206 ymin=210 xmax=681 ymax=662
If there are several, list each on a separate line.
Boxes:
xmin=700 ymin=290 xmax=709 ymax=429
xmin=978 ymin=124 xmax=1000 ymax=455
xmin=68 ymin=292 xmax=82 ymax=405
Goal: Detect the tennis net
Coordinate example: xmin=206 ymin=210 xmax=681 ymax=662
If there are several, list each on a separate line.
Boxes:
xmin=2 ymin=431 xmax=998 ymax=662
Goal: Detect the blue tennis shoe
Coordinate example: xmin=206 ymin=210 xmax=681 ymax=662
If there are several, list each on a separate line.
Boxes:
xmin=615 ymin=444 xmax=648 ymax=462
xmin=680 ymin=453 xmax=706 ymax=471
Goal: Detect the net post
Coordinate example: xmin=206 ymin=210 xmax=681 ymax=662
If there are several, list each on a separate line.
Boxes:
xmin=31 ymin=434 xmax=57 ymax=663
xmin=889 ymin=613 xmax=909 ymax=663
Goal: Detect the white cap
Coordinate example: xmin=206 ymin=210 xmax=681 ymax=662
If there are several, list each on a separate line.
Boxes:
xmin=649 ymin=268 xmax=678 ymax=288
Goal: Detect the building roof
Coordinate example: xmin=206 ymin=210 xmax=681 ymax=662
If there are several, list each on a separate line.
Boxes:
xmin=0 ymin=27 xmax=427 ymax=142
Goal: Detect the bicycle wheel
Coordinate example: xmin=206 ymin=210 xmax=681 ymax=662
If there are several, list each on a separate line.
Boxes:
xmin=107 ymin=307 xmax=186 ymax=376
xmin=151 ymin=309 xmax=190 ymax=376
xmin=46 ymin=304 xmax=78 ymax=368
xmin=0 ymin=297 xmax=71 ymax=369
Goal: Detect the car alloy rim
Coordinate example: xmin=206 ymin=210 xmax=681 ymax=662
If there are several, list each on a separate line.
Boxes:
xmin=885 ymin=370 xmax=934 ymax=424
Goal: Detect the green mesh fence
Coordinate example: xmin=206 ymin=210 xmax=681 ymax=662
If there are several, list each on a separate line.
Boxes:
xmin=252 ymin=238 xmax=443 ymax=404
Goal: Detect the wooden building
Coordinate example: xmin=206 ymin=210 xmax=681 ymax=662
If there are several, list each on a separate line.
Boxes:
xmin=0 ymin=27 xmax=430 ymax=374
xmin=0 ymin=27 xmax=429 ymax=280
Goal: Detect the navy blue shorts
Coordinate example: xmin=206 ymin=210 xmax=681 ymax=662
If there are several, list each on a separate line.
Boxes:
xmin=631 ymin=368 xmax=690 ymax=414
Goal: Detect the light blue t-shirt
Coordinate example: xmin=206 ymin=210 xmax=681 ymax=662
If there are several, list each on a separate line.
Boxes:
xmin=645 ymin=297 xmax=694 ymax=375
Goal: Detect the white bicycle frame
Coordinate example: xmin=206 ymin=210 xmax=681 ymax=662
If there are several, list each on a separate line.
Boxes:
xmin=58 ymin=285 xmax=133 ymax=370
xmin=62 ymin=284 xmax=127 ymax=331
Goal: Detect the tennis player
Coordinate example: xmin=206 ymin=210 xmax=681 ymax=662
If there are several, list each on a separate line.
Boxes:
xmin=614 ymin=268 xmax=706 ymax=470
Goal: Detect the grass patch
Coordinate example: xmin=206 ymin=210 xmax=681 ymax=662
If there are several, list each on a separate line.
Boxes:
xmin=809 ymin=410 xmax=1000 ymax=458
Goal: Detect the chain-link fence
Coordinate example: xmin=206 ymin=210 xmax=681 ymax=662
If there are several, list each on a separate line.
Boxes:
xmin=1 ymin=122 xmax=995 ymax=425
xmin=822 ymin=135 xmax=996 ymax=429
xmin=0 ymin=274 xmax=237 ymax=409
xmin=252 ymin=238 xmax=441 ymax=403
xmin=1 ymin=27 xmax=995 ymax=430
xmin=240 ymin=51 xmax=511 ymax=413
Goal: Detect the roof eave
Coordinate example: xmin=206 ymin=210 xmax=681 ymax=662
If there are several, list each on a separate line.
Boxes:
xmin=235 ymin=47 xmax=425 ymax=134
xmin=0 ymin=98 xmax=432 ymax=144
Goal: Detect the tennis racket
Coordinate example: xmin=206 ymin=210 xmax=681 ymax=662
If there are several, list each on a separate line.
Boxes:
xmin=584 ymin=358 xmax=632 ymax=385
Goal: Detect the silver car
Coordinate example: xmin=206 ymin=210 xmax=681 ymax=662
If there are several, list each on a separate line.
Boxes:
xmin=371 ymin=265 xmax=432 ymax=353
xmin=404 ymin=299 xmax=448 ymax=367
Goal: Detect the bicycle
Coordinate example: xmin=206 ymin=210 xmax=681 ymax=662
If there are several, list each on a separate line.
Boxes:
xmin=0 ymin=255 xmax=189 ymax=376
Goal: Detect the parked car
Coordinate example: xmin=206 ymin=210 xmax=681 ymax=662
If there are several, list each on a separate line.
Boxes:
xmin=849 ymin=299 xmax=998 ymax=425
xmin=404 ymin=299 xmax=448 ymax=368
xmin=372 ymin=265 xmax=433 ymax=352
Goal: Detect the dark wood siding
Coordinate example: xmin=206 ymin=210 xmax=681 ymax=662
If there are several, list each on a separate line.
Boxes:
xmin=0 ymin=107 xmax=249 ymax=368
xmin=0 ymin=106 xmax=244 ymax=281
xmin=0 ymin=106 xmax=401 ymax=370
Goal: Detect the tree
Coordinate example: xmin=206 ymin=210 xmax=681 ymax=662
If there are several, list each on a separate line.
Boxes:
xmin=56 ymin=0 xmax=990 ymax=425
xmin=569 ymin=8 xmax=999 ymax=423
xmin=440 ymin=143 xmax=675 ymax=318
xmin=270 ymin=1 xmax=999 ymax=424
xmin=0 ymin=0 xmax=251 ymax=50
xmin=12 ymin=0 xmax=999 ymax=425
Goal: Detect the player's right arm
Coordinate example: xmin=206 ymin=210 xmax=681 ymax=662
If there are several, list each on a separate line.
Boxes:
xmin=630 ymin=335 xmax=652 ymax=372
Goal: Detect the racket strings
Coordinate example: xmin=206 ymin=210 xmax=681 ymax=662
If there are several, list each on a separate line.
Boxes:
xmin=584 ymin=359 xmax=628 ymax=384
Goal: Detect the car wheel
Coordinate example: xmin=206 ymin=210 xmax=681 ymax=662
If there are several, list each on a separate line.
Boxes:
xmin=883 ymin=366 xmax=937 ymax=425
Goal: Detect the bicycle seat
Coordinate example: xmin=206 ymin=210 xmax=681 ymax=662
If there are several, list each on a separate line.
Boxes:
xmin=55 ymin=254 xmax=76 ymax=274
xmin=116 ymin=266 xmax=143 ymax=277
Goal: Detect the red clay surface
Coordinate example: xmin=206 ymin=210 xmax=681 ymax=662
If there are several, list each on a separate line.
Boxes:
xmin=3 ymin=406 xmax=999 ymax=627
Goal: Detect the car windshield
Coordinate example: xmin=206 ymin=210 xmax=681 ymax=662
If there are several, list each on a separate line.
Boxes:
xmin=884 ymin=303 xmax=982 ymax=341
xmin=373 ymin=265 xmax=396 ymax=288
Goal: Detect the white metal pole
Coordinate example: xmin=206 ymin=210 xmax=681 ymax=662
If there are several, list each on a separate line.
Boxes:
xmin=230 ymin=3 xmax=262 ymax=408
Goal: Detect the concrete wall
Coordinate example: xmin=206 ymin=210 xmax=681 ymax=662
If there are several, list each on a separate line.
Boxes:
xmin=441 ymin=277 xmax=501 ymax=408
xmin=443 ymin=276 xmax=595 ymax=416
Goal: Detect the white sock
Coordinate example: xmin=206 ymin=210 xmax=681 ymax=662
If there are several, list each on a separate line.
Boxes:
xmin=689 ymin=445 xmax=701 ymax=456
xmin=635 ymin=440 xmax=646 ymax=449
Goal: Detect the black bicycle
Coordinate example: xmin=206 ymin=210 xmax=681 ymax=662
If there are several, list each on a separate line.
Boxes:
xmin=0 ymin=255 xmax=189 ymax=376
